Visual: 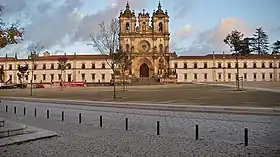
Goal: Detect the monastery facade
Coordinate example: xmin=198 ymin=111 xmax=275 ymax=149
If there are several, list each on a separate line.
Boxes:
xmin=0 ymin=2 xmax=279 ymax=84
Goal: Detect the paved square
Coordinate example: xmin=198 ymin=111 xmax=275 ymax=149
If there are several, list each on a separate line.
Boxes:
xmin=0 ymin=83 xmax=280 ymax=107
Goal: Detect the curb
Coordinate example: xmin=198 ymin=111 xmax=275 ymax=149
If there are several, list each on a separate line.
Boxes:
xmin=1 ymin=96 xmax=280 ymax=116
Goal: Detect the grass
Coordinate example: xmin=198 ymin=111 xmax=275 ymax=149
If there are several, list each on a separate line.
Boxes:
xmin=0 ymin=84 xmax=279 ymax=107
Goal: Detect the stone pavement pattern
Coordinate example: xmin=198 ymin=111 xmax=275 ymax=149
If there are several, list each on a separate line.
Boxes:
xmin=0 ymin=100 xmax=280 ymax=156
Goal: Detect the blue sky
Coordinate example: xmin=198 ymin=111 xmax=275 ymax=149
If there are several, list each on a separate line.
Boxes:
xmin=1 ymin=0 xmax=280 ymax=57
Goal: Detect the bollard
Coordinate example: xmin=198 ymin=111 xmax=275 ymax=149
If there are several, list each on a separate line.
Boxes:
xmin=61 ymin=111 xmax=64 ymax=121
xmin=46 ymin=110 xmax=50 ymax=119
xmin=100 ymin=116 xmax=102 ymax=128
xmin=244 ymin=128 xmax=248 ymax=146
xmin=23 ymin=107 xmax=26 ymax=115
xmin=125 ymin=118 xmax=128 ymax=131
xmin=14 ymin=106 xmax=17 ymax=114
xmin=195 ymin=124 xmax=199 ymax=140
xmin=79 ymin=113 xmax=82 ymax=124
xmin=5 ymin=105 xmax=8 ymax=112
xmin=157 ymin=121 xmax=160 ymax=135
xmin=34 ymin=108 xmax=37 ymax=117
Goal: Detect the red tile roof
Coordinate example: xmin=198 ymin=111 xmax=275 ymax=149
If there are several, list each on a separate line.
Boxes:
xmin=174 ymin=54 xmax=280 ymax=60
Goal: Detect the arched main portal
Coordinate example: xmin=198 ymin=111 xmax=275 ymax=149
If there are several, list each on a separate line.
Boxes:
xmin=140 ymin=63 xmax=149 ymax=77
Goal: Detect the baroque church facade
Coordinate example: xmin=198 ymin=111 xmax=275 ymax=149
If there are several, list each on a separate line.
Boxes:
xmin=119 ymin=2 xmax=172 ymax=79
xmin=0 ymin=2 xmax=280 ymax=85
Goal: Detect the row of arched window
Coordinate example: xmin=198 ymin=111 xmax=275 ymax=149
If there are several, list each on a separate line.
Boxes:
xmin=125 ymin=22 xmax=164 ymax=32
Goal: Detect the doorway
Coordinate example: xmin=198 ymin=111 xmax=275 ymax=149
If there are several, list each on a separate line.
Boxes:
xmin=140 ymin=63 xmax=149 ymax=77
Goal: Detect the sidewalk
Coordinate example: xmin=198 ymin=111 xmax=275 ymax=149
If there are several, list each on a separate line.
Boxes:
xmin=1 ymin=96 xmax=280 ymax=116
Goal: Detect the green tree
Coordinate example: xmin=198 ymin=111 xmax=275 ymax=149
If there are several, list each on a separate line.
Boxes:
xmin=224 ymin=30 xmax=252 ymax=90
xmin=252 ymin=27 xmax=269 ymax=54
xmin=0 ymin=5 xmax=24 ymax=49
xmin=89 ymin=18 xmax=122 ymax=99
xmin=57 ymin=54 xmax=71 ymax=91
xmin=27 ymin=42 xmax=44 ymax=96
xmin=272 ymin=40 xmax=280 ymax=54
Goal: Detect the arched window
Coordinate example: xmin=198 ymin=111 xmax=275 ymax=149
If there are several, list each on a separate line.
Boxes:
xmin=125 ymin=23 xmax=130 ymax=32
xmin=126 ymin=44 xmax=130 ymax=52
xmin=142 ymin=22 xmax=146 ymax=31
xmin=159 ymin=23 xmax=163 ymax=32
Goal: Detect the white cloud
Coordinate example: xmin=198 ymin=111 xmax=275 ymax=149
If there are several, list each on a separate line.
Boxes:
xmin=174 ymin=24 xmax=192 ymax=40
xmin=0 ymin=0 xmax=148 ymax=57
xmin=177 ymin=17 xmax=254 ymax=55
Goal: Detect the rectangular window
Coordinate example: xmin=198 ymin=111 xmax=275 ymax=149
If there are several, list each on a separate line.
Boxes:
xmin=102 ymin=74 xmax=105 ymax=80
xmin=194 ymin=63 xmax=198 ymax=68
xmin=43 ymin=64 xmax=46 ymax=69
xmin=25 ymin=75 xmax=28 ymax=80
xmin=269 ymin=73 xmax=273 ymax=79
xmin=204 ymin=73 xmax=207 ymax=80
xmin=92 ymin=63 xmax=95 ymax=69
xmin=243 ymin=63 xmax=247 ymax=68
xmin=194 ymin=73 xmax=197 ymax=80
xmin=68 ymin=74 xmax=71 ymax=82
xmin=269 ymin=62 xmax=273 ymax=68
xmin=81 ymin=74 xmax=85 ymax=81
xmin=174 ymin=63 xmax=178 ymax=69
xmin=218 ymin=63 xmax=222 ymax=68
xmin=51 ymin=64 xmax=54 ymax=69
xmin=218 ymin=73 xmax=222 ymax=79
xmin=58 ymin=74 xmax=61 ymax=80
xmin=42 ymin=74 xmax=46 ymax=81
xmin=34 ymin=65 xmax=37 ymax=70
xmin=102 ymin=63 xmax=106 ymax=69
xmin=184 ymin=74 xmax=187 ymax=80
xmin=243 ymin=73 xmax=247 ymax=80
xmin=68 ymin=64 xmax=71 ymax=69
xmin=262 ymin=62 xmax=265 ymax=68
xmin=183 ymin=63 xmax=187 ymax=69
xmin=228 ymin=73 xmax=231 ymax=80
xmin=81 ymin=63 xmax=85 ymax=69
xmin=253 ymin=63 xmax=257 ymax=68
xmin=227 ymin=63 xmax=231 ymax=68
xmin=92 ymin=74 xmax=95 ymax=80
xmin=9 ymin=64 xmax=12 ymax=70
xmin=34 ymin=74 xmax=37 ymax=81
xmin=253 ymin=73 xmax=257 ymax=80
xmin=262 ymin=73 xmax=265 ymax=80
xmin=204 ymin=63 xmax=208 ymax=68
xmin=50 ymin=74 xmax=54 ymax=81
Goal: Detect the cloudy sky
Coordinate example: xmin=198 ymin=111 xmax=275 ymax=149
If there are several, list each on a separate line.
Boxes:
xmin=0 ymin=0 xmax=279 ymax=57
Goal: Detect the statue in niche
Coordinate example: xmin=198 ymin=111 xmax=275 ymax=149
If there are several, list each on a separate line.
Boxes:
xmin=131 ymin=46 xmax=134 ymax=52
xmin=165 ymin=46 xmax=169 ymax=53
xmin=159 ymin=44 xmax=163 ymax=53
xmin=153 ymin=46 xmax=157 ymax=53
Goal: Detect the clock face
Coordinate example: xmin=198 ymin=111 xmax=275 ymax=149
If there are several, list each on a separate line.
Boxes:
xmin=138 ymin=40 xmax=150 ymax=52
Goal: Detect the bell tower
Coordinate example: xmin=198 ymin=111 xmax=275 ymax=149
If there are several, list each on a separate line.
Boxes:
xmin=119 ymin=2 xmax=136 ymax=52
xmin=152 ymin=1 xmax=170 ymax=77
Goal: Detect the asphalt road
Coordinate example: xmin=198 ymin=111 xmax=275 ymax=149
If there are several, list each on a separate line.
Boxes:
xmin=0 ymin=100 xmax=280 ymax=156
